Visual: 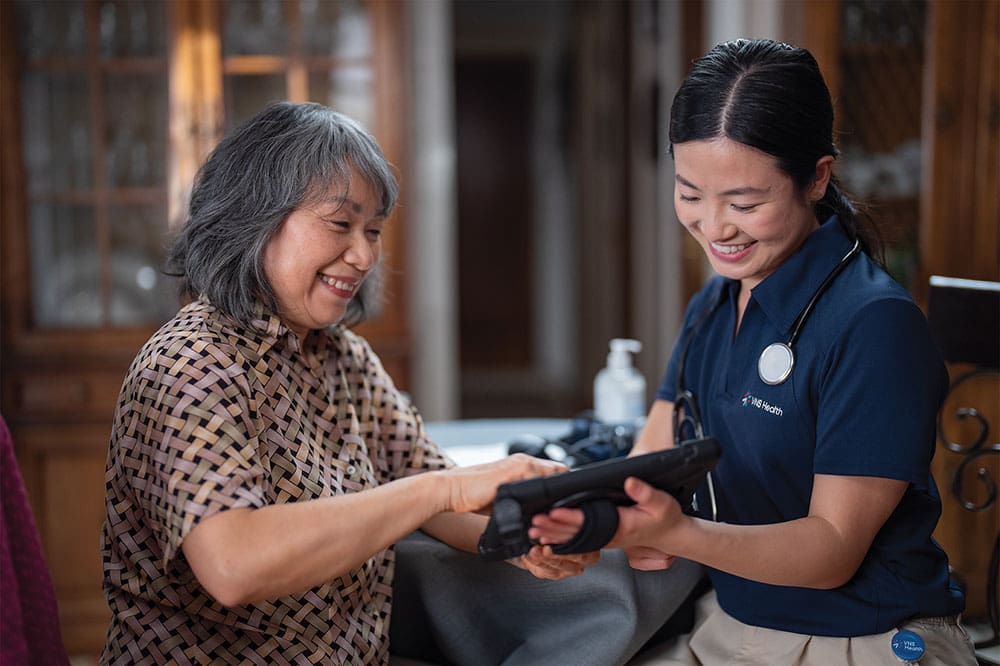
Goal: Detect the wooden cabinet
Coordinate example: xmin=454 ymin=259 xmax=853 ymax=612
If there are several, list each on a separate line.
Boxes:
xmin=0 ymin=0 xmax=408 ymax=655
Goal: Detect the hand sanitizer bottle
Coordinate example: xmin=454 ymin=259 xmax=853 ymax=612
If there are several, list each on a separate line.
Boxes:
xmin=593 ymin=338 xmax=646 ymax=424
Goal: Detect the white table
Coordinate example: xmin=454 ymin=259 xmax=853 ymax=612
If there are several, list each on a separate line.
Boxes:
xmin=424 ymin=418 xmax=570 ymax=466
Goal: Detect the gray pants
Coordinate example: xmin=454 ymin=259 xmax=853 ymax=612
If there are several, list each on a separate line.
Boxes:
xmin=390 ymin=531 xmax=703 ymax=666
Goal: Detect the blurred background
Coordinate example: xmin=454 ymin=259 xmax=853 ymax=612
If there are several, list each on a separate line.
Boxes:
xmin=1 ymin=0 xmax=996 ymax=658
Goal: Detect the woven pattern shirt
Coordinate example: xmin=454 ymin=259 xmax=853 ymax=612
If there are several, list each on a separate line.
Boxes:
xmin=101 ymin=300 xmax=453 ymax=665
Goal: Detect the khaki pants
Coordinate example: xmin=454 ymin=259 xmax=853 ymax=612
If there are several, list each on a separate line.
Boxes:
xmin=631 ymin=590 xmax=978 ymax=666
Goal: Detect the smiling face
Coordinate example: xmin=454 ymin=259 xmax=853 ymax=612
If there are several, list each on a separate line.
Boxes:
xmin=673 ymin=137 xmax=832 ymax=293
xmin=263 ymin=172 xmax=384 ymax=337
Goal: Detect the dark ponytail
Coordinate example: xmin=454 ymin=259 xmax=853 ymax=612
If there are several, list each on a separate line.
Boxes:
xmin=669 ymin=38 xmax=886 ymax=268
xmin=818 ymin=176 xmax=885 ymax=266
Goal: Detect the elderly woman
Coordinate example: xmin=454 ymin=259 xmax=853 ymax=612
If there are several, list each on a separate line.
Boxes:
xmin=100 ymin=102 xmax=595 ymax=665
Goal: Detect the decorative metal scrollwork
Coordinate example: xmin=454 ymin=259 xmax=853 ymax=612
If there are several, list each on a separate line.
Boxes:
xmin=937 ymin=369 xmax=1000 ymax=511
xmin=937 ymin=368 xmax=999 ymax=650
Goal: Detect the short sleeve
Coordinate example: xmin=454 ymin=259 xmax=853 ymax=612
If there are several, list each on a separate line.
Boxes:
xmin=814 ymin=298 xmax=948 ymax=482
xmin=655 ymin=333 xmax=687 ymax=404
xmin=128 ymin=342 xmax=268 ymax=566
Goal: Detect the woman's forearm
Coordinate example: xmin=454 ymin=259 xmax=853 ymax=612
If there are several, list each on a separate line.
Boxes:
xmin=421 ymin=511 xmax=488 ymax=553
xmin=668 ymin=515 xmax=859 ymax=588
xmin=652 ymin=474 xmax=907 ymax=589
xmin=630 ymin=400 xmax=675 ymax=456
xmin=183 ymin=471 xmax=449 ymax=606
xmin=599 ymin=473 xmax=908 ymax=589
xmin=184 ymin=453 xmax=568 ymax=605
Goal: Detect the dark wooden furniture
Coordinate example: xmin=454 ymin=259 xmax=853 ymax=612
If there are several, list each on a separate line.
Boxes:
xmin=928 ymin=277 xmax=1000 ymax=651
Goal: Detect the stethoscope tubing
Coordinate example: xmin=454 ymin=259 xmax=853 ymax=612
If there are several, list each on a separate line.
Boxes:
xmin=787 ymin=238 xmax=861 ymax=349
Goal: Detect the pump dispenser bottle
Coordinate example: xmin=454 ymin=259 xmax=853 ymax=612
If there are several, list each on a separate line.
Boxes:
xmin=593 ymin=338 xmax=646 ymax=424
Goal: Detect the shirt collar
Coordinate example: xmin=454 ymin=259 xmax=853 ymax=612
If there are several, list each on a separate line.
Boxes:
xmin=750 ymin=215 xmax=856 ymax=335
xmin=248 ymin=301 xmax=288 ymax=341
xmin=193 ymin=297 xmax=298 ymax=360
xmin=247 ymin=301 xmax=335 ymax=360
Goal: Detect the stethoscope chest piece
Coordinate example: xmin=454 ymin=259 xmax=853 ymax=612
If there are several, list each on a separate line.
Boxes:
xmin=758 ymin=342 xmax=794 ymax=385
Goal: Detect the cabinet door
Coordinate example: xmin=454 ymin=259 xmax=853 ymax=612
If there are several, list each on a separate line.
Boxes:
xmin=0 ymin=0 xmax=408 ymax=656
xmin=11 ymin=0 xmax=174 ymax=332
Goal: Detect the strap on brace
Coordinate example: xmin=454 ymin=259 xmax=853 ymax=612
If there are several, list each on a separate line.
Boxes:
xmin=549 ymin=499 xmax=619 ymax=555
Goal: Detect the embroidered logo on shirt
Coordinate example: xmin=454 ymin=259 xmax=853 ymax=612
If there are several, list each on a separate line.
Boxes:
xmin=741 ymin=392 xmax=784 ymax=416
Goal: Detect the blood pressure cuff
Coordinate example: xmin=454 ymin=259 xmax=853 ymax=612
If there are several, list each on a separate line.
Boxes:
xmin=478 ymin=437 xmax=721 ymax=561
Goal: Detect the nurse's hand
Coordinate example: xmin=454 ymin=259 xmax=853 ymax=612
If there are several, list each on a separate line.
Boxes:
xmin=529 ymin=476 xmax=688 ymax=569
xmin=529 ymin=509 xmax=674 ymax=570
xmin=509 ymin=544 xmax=601 ymax=580
xmin=612 ymin=477 xmax=689 ymax=568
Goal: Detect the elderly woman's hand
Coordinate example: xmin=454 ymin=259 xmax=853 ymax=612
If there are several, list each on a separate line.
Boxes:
xmin=509 ymin=545 xmax=600 ymax=580
xmin=441 ymin=453 xmax=566 ymax=514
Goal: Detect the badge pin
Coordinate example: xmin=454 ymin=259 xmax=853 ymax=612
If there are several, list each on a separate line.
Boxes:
xmin=891 ymin=629 xmax=925 ymax=663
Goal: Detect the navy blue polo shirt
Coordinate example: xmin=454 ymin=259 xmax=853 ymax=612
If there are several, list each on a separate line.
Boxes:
xmin=656 ymin=216 xmax=964 ymax=637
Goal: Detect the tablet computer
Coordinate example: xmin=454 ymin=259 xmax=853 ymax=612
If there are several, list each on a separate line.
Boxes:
xmin=478 ymin=437 xmax=720 ymax=561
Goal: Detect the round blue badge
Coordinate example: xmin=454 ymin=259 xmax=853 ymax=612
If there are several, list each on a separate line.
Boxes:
xmin=891 ymin=629 xmax=925 ymax=662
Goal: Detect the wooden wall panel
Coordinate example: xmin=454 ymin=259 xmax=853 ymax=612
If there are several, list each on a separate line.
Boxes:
xmin=13 ymin=423 xmax=113 ymax=655
xmin=919 ymin=0 xmax=999 ymax=289
xmin=353 ymin=0 xmax=411 ymax=391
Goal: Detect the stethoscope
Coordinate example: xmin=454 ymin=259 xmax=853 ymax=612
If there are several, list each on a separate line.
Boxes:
xmin=673 ymin=237 xmax=861 ymax=521
xmin=758 ymin=238 xmax=861 ymax=384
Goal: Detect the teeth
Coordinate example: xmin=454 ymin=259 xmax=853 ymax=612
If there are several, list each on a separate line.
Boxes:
xmin=319 ymin=275 xmax=356 ymax=292
xmin=712 ymin=242 xmax=750 ymax=255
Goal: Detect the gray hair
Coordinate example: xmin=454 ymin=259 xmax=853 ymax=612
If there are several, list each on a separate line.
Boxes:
xmin=166 ymin=102 xmax=398 ymax=328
